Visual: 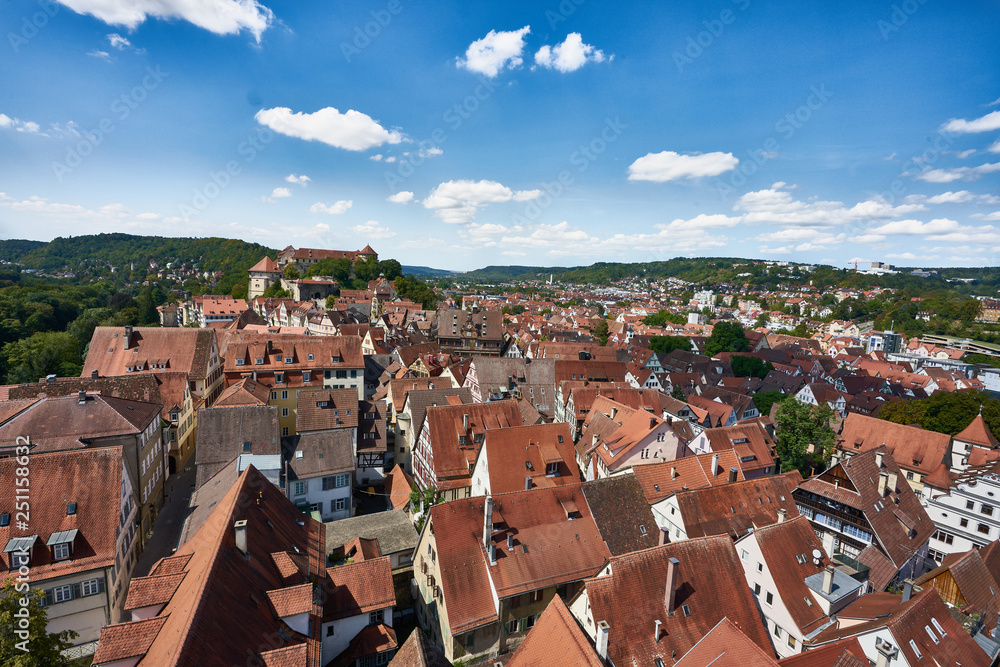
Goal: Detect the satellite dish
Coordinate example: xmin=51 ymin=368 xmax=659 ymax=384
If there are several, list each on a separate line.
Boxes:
xmin=812 ymin=549 xmax=822 ymax=559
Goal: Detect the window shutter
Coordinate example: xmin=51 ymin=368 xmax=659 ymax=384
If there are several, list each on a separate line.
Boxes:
xmin=43 ymin=589 xmax=53 ymax=607
xmin=98 ymin=577 xmax=106 ymax=593
xmin=72 ymin=583 xmax=82 ymax=599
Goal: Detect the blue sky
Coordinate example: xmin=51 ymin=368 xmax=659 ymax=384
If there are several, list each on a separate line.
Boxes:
xmin=1 ymin=0 xmax=999 ymax=271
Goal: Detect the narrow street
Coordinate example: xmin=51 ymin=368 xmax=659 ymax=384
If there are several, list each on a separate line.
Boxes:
xmin=134 ymin=463 xmax=197 ymax=577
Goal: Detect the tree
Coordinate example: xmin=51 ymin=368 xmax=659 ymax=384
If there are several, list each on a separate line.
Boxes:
xmin=2 ymin=332 xmax=83 ymax=383
xmin=671 ymin=385 xmax=686 ymax=401
xmin=752 ymin=390 xmax=785 ymax=417
xmin=137 ymin=287 xmax=157 ymax=325
xmin=754 ymin=312 xmax=768 ymax=328
xmin=378 ymin=259 xmax=403 ymax=280
xmin=790 ymin=323 xmax=810 ymax=338
xmin=643 ymin=310 xmax=686 ymax=327
xmin=355 ymin=255 xmax=380 ymax=283
xmin=0 ymin=579 xmax=77 ymax=665
xmin=230 ymin=282 xmax=248 ymax=300
xmin=879 ymin=389 xmax=1000 ymax=436
xmin=306 ymin=257 xmax=352 ymax=282
xmin=649 ymin=336 xmax=691 ymax=355
xmin=774 ymin=396 xmax=836 ymax=475
xmin=730 ymin=355 xmax=774 ymax=379
xmin=704 ymin=321 xmax=750 ymax=356
xmin=282 ymin=264 xmax=300 ymax=281
xmin=410 ymin=485 xmax=443 ymax=532
xmin=593 ymin=319 xmax=609 ymax=346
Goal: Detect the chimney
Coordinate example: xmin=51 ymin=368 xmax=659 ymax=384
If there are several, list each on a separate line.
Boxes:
xmin=993 ymin=611 xmax=1000 ymax=641
xmin=463 ymin=413 xmax=469 ymax=431
xmin=671 ymin=466 xmax=677 ymax=480
xmin=659 ymin=528 xmax=668 ymax=547
xmin=507 ymin=534 xmax=514 ymax=551
xmin=875 ymin=451 xmax=884 ymax=468
xmin=830 ymin=452 xmax=839 ymax=467
xmin=90 ymin=369 xmax=98 ymax=379
xmin=488 ymin=543 xmax=497 ymax=566
xmin=78 ymin=390 xmax=87 ymax=404
xmin=902 ymin=578 xmax=913 ymax=603
xmin=875 ymin=638 xmax=898 ymax=667
xmin=822 ymin=565 xmax=835 ymax=596
xmin=711 ymin=453 xmax=719 ymax=475
xmin=234 ymin=519 xmax=248 ymax=556
xmin=886 ymin=471 xmax=898 ymax=494
xmin=878 ymin=472 xmax=889 ymax=498
xmin=525 ymin=476 xmax=532 ymax=491
xmin=595 ymin=621 xmax=610 ymax=660
xmin=124 ymin=325 xmax=133 ymax=347
xmin=728 ymin=467 xmax=738 ymax=483
xmin=484 ymin=496 xmax=494 ymax=548
xmin=665 ymin=557 xmax=680 ymax=615
xmin=654 ymin=619 xmax=662 ymax=643
xmin=777 ymin=508 xmax=787 ymax=524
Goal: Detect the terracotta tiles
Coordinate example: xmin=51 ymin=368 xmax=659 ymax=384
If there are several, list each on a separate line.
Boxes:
xmin=507 ymin=595 xmax=602 ymax=667
xmin=674 ymin=617 xmax=780 ymax=667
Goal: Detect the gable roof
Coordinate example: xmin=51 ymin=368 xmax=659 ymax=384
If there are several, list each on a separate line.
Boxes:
xmin=796 ymin=447 xmax=934 ymax=570
xmin=295 ymin=388 xmax=359 ymax=432
xmin=777 ymin=637 xmax=867 ymax=667
xmin=751 ymin=515 xmax=829 ymax=633
xmin=507 ymin=595 xmax=603 ymax=667
xmin=387 ymin=629 xmax=451 ymax=667
xmin=424 ymin=399 xmax=522 ymax=482
xmin=479 ymin=423 xmax=579 ymax=494
xmin=675 ymin=617 xmax=780 ymax=667
xmin=195 ymin=406 xmax=280 ymax=488
xmin=83 ymin=326 xmax=216 ymax=380
xmin=837 ymin=413 xmax=950 ymax=476
xmin=581 ymin=475 xmax=660 ymax=556
xmin=632 ymin=450 xmax=746 ymax=503
xmin=428 ymin=485 xmax=610 ymax=635
xmin=675 ymin=473 xmax=801 ymax=539
xmin=584 ymin=537 xmax=772 ymax=666
xmin=0 ymin=448 xmax=123 ymax=583
xmin=95 ymin=466 xmax=325 ymax=666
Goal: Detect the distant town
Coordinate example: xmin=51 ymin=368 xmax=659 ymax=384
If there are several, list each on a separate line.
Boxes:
xmin=1 ymin=242 xmax=1000 ymax=667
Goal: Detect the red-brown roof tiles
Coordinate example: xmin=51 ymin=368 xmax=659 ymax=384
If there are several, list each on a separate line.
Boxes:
xmin=507 ymin=595 xmax=602 ymax=667
xmin=675 ymin=617 xmax=780 ymax=667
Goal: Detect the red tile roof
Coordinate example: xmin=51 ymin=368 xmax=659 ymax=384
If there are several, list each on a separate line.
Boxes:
xmin=0 ymin=447 xmax=123 ymax=583
xmin=92 ymin=616 xmax=168 ymax=664
xmin=266 ymin=582 xmax=314 ymax=617
xmin=584 ymin=537 xmax=772 ymax=666
xmin=424 ymin=399 xmax=522 ymax=482
xmin=675 ymin=617 xmax=780 ymax=667
xmin=323 ymin=556 xmax=395 ymax=622
xmin=507 ymin=595 xmax=603 ymax=667
xmin=479 ymin=423 xmax=579 ymax=493
xmin=954 ymin=413 xmax=999 ymax=447
xmin=777 ymin=637 xmax=866 ymax=667
xmin=83 ymin=326 xmax=217 ymax=381
xmin=123 ymin=572 xmax=187 ymax=611
xmin=837 ymin=413 xmax=950 ymax=476
xmin=428 ymin=485 xmax=610 ymax=635
xmin=296 ymin=388 xmax=359 ymax=432
xmin=752 ymin=515 xmax=828 ymax=632
xmin=387 ymin=628 xmax=451 ymax=667
xmin=632 ymin=450 xmax=746 ymax=503
xmin=94 ymin=466 xmax=326 ymax=666
xmin=675 ymin=473 xmax=801 ymax=539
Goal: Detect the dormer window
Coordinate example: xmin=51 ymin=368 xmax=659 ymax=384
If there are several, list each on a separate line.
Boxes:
xmin=308 ymin=353 xmax=314 ymax=361
xmin=303 ymin=372 xmax=311 ymax=383
xmin=236 ymin=359 xmax=245 ymax=366
xmin=255 ymin=358 xmax=264 ymax=365
xmin=53 ymin=543 xmax=70 ymax=560
xmin=319 ymin=401 xmax=328 ymax=408
xmin=275 ymin=355 xmax=283 ymax=362
xmin=276 ymin=373 xmax=283 ymax=384
xmin=285 ymin=357 xmax=293 ymax=364
xmin=546 ymin=462 xmax=559 ymax=476
xmin=170 ymin=412 xmax=179 ymax=421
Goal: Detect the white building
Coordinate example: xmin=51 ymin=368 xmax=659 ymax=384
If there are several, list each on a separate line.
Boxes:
xmin=285 ymin=431 xmax=355 ymax=521
xmin=923 ymin=458 xmax=1000 ymax=564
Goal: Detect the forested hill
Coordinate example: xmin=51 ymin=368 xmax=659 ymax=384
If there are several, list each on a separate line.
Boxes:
xmin=0 ymin=234 xmax=277 ymax=275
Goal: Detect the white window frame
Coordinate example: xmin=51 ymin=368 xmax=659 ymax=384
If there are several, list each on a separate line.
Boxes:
xmin=53 ymin=585 xmax=73 ymax=603
xmin=53 ymin=543 xmax=70 ymax=561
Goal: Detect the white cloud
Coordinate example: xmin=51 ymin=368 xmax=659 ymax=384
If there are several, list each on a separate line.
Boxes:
xmin=87 ymin=50 xmax=112 ymax=60
xmin=915 ymin=162 xmax=1000 ymax=183
xmin=941 ymin=110 xmax=1000 ymax=134
xmin=254 ymin=106 xmax=403 ymax=151
xmin=734 ymin=187 xmax=923 ymax=227
xmin=534 ymin=33 xmax=608 ymax=73
xmin=285 ymin=174 xmax=310 ymax=185
xmin=886 ymin=252 xmax=939 ymax=260
xmin=423 ymin=179 xmax=541 ymax=223
xmin=846 ymin=235 xmax=886 ymax=244
xmin=974 ymin=211 xmax=1000 ymax=221
xmin=925 ymin=190 xmax=974 ymax=204
xmin=457 ymin=26 xmax=530 ymax=77
xmin=369 ymin=154 xmax=383 ymax=161
xmin=658 ymin=214 xmax=741 ymax=231
xmin=351 ymin=220 xmax=396 ymax=239
xmin=107 ymin=33 xmax=131 ymax=49
xmin=754 ymin=229 xmax=847 ymax=247
xmin=868 ymin=218 xmax=960 ymax=236
xmin=0 ymin=114 xmax=41 ymax=134
xmin=309 ymin=200 xmax=353 ymax=215
xmin=989 ymin=140 xmax=1000 ymax=154
xmin=627 ymin=151 xmax=738 ymax=182
xmin=418 ymin=146 xmax=443 ymax=159
xmin=260 ymin=187 xmax=291 ymax=203
xmin=56 ymin=0 xmax=273 ymax=41
xmin=387 ymin=191 xmax=415 ymax=204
